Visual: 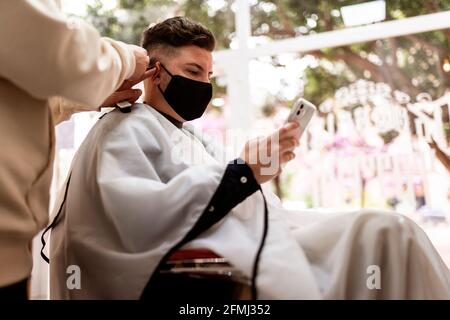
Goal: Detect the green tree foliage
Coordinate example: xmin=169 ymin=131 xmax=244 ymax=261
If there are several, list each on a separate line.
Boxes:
xmin=250 ymin=0 xmax=449 ymax=104
xmin=77 ymin=0 xmax=450 ymax=175
xmin=82 ymin=0 xmax=449 ymax=104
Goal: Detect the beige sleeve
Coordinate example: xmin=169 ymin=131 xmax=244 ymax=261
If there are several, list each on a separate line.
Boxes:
xmin=49 ymin=96 xmax=100 ymax=125
xmin=0 ymin=0 xmax=135 ymax=109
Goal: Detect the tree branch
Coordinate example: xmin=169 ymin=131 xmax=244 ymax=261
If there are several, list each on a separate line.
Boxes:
xmin=424 ymin=0 xmax=450 ymax=42
xmin=404 ymin=35 xmax=446 ymax=57
xmin=274 ymin=0 xmax=296 ymax=37
xmin=309 ymin=48 xmax=384 ymax=81
xmin=429 ymin=138 xmax=450 ymax=174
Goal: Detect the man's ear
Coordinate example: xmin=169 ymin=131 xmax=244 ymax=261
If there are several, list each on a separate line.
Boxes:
xmin=151 ymin=61 xmax=161 ymax=84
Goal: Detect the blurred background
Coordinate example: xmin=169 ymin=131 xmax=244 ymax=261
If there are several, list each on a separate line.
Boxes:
xmin=32 ymin=0 xmax=450 ymax=299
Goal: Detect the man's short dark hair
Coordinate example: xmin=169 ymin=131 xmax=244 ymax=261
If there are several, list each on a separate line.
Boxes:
xmin=141 ymin=16 xmax=215 ymax=61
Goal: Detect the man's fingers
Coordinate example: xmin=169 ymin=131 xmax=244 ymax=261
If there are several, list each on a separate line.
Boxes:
xmin=282 ymin=121 xmax=299 ymax=133
xmin=274 ymin=122 xmax=299 ymax=140
xmin=281 ymin=151 xmax=296 ymax=163
xmin=279 ymin=138 xmax=298 ymax=151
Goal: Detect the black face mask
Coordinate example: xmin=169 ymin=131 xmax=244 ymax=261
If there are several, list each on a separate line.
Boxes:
xmin=158 ymin=63 xmax=213 ymax=121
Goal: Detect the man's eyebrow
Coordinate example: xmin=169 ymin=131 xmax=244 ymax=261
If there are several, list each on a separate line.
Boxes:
xmin=185 ymin=62 xmax=213 ymax=75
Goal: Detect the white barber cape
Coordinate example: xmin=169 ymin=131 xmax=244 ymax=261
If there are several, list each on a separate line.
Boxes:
xmin=49 ymin=103 xmax=450 ymax=299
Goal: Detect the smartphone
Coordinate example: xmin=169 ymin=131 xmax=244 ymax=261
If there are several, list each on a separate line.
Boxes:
xmin=285 ymin=98 xmax=316 ymax=138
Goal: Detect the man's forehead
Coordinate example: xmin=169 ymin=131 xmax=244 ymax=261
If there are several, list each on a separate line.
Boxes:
xmin=172 ymin=51 xmax=213 ymax=72
xmin=183 ymin=62 xmax=213 ymax=74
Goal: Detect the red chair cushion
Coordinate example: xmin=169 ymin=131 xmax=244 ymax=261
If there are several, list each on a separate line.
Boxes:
xmin=167 ymin=249 xmax=221 ymax=262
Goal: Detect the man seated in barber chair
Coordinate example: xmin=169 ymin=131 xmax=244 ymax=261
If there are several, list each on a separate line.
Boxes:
xmin=46 ymin=17 xmax=450 ymax=300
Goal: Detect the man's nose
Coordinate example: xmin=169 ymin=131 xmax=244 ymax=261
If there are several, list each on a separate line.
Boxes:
xmin=201 ymin=74 xmax=211 ymax=83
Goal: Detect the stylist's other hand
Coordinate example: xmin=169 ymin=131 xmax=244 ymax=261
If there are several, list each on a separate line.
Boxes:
xmin=100 ymin=67 xmax=156 ymax=108
xmin=127 ymin=45 xmax=150 ymax=83
xmin=117 ymin=67 xmax=156 ymax=91
xmin=101 ymin=89 xmax=142 ymax=108
xmin=240 ymin=122 xmax=300 ymax=184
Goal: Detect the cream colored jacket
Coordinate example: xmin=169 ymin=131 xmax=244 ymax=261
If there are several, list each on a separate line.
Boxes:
xmin=0 ymin=0 xmax=135 ymax=287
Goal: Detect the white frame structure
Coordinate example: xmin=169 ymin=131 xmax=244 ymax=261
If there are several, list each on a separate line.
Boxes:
xmin=215 ymin=1 xmax=450 ymax=131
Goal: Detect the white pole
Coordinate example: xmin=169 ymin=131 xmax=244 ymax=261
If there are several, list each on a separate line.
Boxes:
xmin=219 ymin=0 xmax=252 ymax=131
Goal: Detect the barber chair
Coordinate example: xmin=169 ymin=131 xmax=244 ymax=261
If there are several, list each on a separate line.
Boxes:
xmin=145 ymin=249 xmax=251 ymax=300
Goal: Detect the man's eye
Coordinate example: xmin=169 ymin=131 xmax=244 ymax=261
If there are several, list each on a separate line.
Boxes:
xmin=188 ymin=70 xmax=199 ymax=75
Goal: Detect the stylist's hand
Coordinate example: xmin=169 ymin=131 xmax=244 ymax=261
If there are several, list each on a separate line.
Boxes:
xmin=101 ymin=88 xmax=142 ymax=108
xmin=240 ymin=122 xmax=300 ymax=184
xmin=127 ymin=45 xmax=151 ymax=83
xmin=100 ymin=67 xmax=156 ymax=108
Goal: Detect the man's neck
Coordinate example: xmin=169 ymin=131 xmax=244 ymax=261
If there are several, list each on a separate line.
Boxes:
xmin=144 ymin=94 xmax=184 ymax=128
xmin=144 ymin=94 xmax=184 ymax=123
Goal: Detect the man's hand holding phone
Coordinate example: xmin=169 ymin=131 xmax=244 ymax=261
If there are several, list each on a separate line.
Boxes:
xmin=240 ymin=121 xmax=301 ymax=184
xmin=240 ymin=98 xmax=315 ymax=184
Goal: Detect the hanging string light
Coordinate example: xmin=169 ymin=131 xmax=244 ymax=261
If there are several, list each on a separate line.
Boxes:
xmin=443 ymin=58 xmax=450 ymax=73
